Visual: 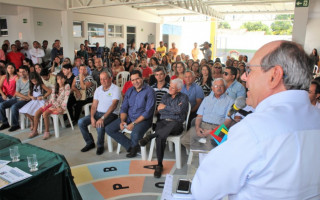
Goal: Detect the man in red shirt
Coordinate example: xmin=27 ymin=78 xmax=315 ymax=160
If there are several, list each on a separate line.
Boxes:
xmin=7 ymin=44 xmax=25 ymax=69
xmin=139 ymin=57 xmax=152 ymax=83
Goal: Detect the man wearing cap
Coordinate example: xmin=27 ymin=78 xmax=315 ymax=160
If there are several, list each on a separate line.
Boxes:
xmin=201 ymin=42 xmax=212 ymax=61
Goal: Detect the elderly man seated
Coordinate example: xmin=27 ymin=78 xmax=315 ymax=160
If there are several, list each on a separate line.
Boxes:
xmin=181 ymin=78 xmax=234 ymax=151
xmin=139 ymin=79 xmax=189 ymax=178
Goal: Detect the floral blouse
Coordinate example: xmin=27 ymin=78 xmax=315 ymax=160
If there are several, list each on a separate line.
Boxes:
xmin=45 ymin=84 xmax=71 ymax=110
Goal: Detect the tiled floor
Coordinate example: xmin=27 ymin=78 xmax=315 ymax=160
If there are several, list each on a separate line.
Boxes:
xmin=2 ymin=122 xmax=191 ymax=172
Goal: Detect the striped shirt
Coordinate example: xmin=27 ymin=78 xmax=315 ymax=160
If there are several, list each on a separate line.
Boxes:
xmin=151 ymin=82 xmax=170 ymax=106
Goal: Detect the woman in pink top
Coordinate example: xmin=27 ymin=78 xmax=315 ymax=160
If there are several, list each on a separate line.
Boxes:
xmin=0 ymin=63 xmax=18 ymax=102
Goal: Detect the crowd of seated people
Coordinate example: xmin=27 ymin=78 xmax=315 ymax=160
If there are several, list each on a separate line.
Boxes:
xmin=1 ymin=38 xmax=319 ymax=178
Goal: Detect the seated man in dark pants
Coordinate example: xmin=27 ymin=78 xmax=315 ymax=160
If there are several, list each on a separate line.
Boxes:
xmin=139 ymin=78 xmax=189 ymax=178
xmin=105 ymin=70 xmax=155 ymax=158
xmin=79 ymin=71 xmax=120 ymax=155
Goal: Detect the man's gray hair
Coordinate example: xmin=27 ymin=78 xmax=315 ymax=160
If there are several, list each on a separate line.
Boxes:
xmin=171 ymin=78 xmax=184 ymax=90
xmin=100 ymin=70 xmax=112 ymax=79
xmin=261 ymin=41 xmax=313 ymax=90
xmin=185 ymin=70 xmax=195 ymax=77
xmin=212 ymin=78 xmax=227 ymax=87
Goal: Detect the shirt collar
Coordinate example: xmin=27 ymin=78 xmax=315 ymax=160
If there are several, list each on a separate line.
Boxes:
xmin=255 ymin=90 xmax=310 ymax=113
xmin=229 ymin=80 xmax=238 ymax=88
xmin=211 ymin=92 xmax=226 ymax=100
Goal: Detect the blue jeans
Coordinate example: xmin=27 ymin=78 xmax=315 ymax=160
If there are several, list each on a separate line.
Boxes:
xmin=0 ymin=98 xmax=29 ymax=126
xmin=79 ymin=112 xmax=117 ymax=148
xmin=105 ymin=118 xmax=152 ymax=150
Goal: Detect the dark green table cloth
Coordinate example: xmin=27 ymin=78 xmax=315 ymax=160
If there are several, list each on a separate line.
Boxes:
xmin=0 ymin=134 xmax=82 ymax=200
xmin=0 ymin=133 xmax=21 ymax=149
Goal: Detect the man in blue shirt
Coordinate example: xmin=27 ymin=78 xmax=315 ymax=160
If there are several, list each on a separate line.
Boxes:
xmin=181 ymin=78 xmax=234 ymax=151
xmin=106 ymin=70 xmax=156 ymax=158
xmin=223 ymin=66 xmax=246 ymax=100
xmin=72 ymin=57 xmax=91 ymax=76
xmin=192 ymin=41 xmax=320 ymax=199
xmin=181 ymin=70 xmax=204 ymax=129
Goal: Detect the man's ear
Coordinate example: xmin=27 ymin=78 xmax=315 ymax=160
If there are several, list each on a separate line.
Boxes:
xmin=269 ymin=65 xmax=284 ymax=89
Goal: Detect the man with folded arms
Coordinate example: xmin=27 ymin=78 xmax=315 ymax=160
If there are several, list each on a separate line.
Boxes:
xmin=106 ymin=70 xmax=155 ymax=158
xmin=79 ymin=71 xmax=119 ymax=155
xmin=139 ymin=79 xmax=189 ymax=178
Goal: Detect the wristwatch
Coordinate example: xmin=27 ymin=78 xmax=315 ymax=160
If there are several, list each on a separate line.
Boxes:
xmin=101 ymin=116 xmax=105 ymax=120
xmin=132 ymin=122 xmax=136 ymax=126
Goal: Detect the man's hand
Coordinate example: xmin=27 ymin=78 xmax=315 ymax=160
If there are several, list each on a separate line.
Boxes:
xmin=75 ymin=91 xmax=81 ymax=99
xmin=196 ymin=127 xmax=205 ymax=137
xmin=126 ymin=123 xmax=134 ymax=131
xmin=91 ymin=117 xmax=96 ymax=128
xmin=158 ymin=103 xmax=166 ymax=111
xmin=120 ymin=121 xmax=127 ymax=130
xmin=1 ymin=94 xmax=7 ymax=100
xmin=202 ymin=129 xmax=212 ymax=137
xmin=96 ymin=118 xmax=104 ymax=128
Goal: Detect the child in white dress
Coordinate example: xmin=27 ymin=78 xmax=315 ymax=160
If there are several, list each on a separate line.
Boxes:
xmin=19 ymin=72 xmax=51 ymax=137
xmin=32 ymin=72 xmax=71 ymax=139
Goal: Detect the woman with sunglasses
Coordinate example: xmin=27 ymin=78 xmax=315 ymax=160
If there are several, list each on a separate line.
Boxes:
xmin=212 ymin=62 xmax=223 ymax=79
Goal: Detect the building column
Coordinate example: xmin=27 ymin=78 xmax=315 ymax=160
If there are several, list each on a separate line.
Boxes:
xmin=292 ymin=2 xmax=310 ymax=47
xmin=61 ymin=10 xmax=74 ymax=59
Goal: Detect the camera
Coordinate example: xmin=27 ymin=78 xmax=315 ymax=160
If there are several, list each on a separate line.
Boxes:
xmin=200 ymin=48 xmax=205 ymax=51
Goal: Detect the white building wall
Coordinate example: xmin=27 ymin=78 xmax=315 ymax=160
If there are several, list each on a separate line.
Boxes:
xmin=73 ymin=12 xmax=157 ymax=50
xmin=0 ymin=5 xmax=158 ymax=58
xmin=304 ymin=0 xmax=320 ymax=54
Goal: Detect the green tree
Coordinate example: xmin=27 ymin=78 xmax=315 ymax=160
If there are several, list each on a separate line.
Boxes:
xmin=218 ymin=22 xmax=231 ymax=29
xmin=271 ymin=14 xmax=294 ymax=35
xmin=240 ymin=21 xmax=271 ymax=35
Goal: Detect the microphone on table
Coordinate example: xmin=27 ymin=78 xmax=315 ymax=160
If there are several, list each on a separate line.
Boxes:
xmin=227 ymin=96 xmax=246 ymax=117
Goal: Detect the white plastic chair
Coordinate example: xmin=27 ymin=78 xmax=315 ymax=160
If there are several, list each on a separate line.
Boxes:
xmin=116 ymin=128 xmax=150 ymax=160
xmin=5 ymin=108 xmax=11 ymax=126
xmin=83 ymin=102 xmax=114 ymax=153
xmin=148 ymin=103 xmax=191 ymax=169
xmin=116 ymin=71 xmax=130 ymax=91
xmin=49 ymin=109 xmax=74 ymax=138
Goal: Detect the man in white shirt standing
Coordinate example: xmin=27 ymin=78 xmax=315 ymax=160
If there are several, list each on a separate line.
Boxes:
xmin=29 ymin=41 xmax=45 ymax=64
xmin=78 ymin=71 xmax=120 ymax=155
xmin=192 ymin=40 xmax=320 ymax=199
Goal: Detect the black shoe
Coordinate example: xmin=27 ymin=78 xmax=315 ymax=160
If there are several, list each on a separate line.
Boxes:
xmin=96 ymin=147 xmax=104 ymax=155
xmin=154 ymin=165 xmax=163 ymax=178
xmin=8 ymin=125 xmax=20 ymax=132
xmin=66 ymin=120 xmax=77 ymax=128
xmin=81 ymin=143 xmax=95 ymax=152
xmin=126 ymin=145 xmax=140 ymax=158
xmin=139 ymin=135 xmax=152 ymax=147
xmin=0 ymin=123 xmax=10 ymax=130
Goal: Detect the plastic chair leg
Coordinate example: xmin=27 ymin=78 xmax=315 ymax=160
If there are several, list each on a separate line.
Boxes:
xmin=187 ymin=151 xmax=193 ymax=165
xmin=117 ymin=143 xmax=121 ymax=154
xmin=148 ymin=138 xmax=156 ymax=161
xmin=52 ymin=115 xmax=60 ymax=138
xmin=168 ymin=141 xmax=173 ymax=151
xmin=107 ymin=135 xmax=113 ymax=152
xmin=174 ymin=140 xmax=182 ymax=169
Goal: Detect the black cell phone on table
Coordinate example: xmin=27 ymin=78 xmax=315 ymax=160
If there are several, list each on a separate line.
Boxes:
xmin=176 ymin=179 xmax=191 ymax=194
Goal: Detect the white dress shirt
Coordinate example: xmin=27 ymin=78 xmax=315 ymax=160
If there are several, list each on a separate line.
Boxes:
xmin=29 ymin=48 xmax=45 ymax=64
xmin=192 ymin=90 xmax=320 ymax=200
